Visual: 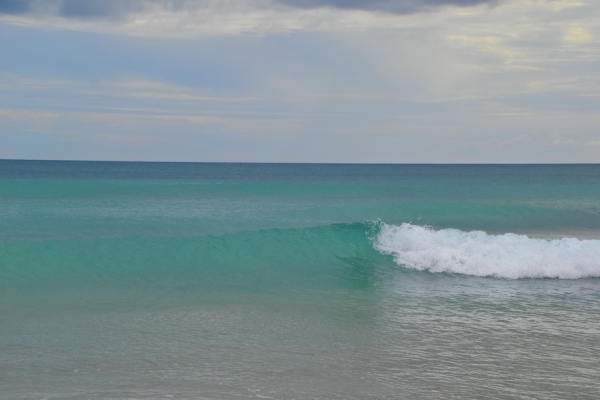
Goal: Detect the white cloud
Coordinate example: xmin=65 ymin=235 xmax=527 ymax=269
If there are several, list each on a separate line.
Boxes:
xmin=565 ymin=26 xmax=592 ymax=42
xmin=1 ymin=0 xmax=599 ymax=162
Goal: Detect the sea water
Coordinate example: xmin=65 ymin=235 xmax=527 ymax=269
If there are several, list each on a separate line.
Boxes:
xmin=1 ymin=161 xmax=599 ymax=399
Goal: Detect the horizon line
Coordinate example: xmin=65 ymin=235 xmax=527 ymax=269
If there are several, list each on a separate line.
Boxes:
xmin=1 ymin=158 xmax=599 ymax=165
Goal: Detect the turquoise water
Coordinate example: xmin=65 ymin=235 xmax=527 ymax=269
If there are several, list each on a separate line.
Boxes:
xmin=1 ymin=161 xmax=600 ymax=399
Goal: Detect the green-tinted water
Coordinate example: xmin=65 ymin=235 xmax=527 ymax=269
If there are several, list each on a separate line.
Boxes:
xmin=1 ymin=161 xmax=600 ymax=399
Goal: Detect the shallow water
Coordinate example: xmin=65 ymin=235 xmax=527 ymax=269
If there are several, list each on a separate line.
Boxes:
xmin=1 ymin=161 xmax=599 ymax=399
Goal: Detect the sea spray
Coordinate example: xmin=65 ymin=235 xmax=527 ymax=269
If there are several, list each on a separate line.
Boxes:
xmin=374 ymin=222 xmax=600 ymax=279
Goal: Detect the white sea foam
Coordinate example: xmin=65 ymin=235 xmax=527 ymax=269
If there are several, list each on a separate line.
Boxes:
xmin=374 ymin=223 xmax=600 ymax=279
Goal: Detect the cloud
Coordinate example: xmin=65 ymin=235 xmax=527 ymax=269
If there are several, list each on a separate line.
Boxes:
xmin=0 ymin=0 xmax=151 ymax=20
xmin=278 ymin=0 xmax=498 ymax=14
xmin=57 ymin=0 xmax=145 ymax=19
xmin=0 ymin=0 xmax=33 ymax=14
xmin=0 ymin=0 xmax=144 ymax=20
xmin=2 ymin=0 xmax=600 ymax=162
xmin=565 ymin=26 xmax=592 ymax=42
xmin=0 ymin=0 xmax=499 ymax=20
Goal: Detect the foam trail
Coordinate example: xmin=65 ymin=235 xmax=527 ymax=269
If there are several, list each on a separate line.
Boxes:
xmin=374 ymin=223 xmax=600 ymax=279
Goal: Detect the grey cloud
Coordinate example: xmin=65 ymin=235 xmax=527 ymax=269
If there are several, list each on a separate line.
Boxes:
xmin=278 ymin=0 xmax=497 ymax=13
xmin=0 ymin=0 xmax=159 ymax=19
xmin=0 ymin=0 xmax=34 ymax=14
xmin=56 ymin=0 xmax=189 ymax=19
xmin=0 ymin=0 xmax=498 ymax=19
xmin=57 ymin=0 xmax=141 ymax=18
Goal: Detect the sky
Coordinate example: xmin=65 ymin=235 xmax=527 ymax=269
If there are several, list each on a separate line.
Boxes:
xmin=0 ymin=0 xmax=599 ymax=163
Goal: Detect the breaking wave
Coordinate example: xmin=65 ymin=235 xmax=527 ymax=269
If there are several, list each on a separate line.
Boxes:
xmin=374 ymin=223 xmax=600 ymax=279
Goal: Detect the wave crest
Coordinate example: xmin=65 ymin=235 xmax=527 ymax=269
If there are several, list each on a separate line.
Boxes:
xmin=374 ymin=223 xmax=600 ymax=279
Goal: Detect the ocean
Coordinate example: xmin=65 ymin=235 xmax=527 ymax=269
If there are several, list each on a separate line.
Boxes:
xmin=1 ymin=160 xmax=599 ymax=399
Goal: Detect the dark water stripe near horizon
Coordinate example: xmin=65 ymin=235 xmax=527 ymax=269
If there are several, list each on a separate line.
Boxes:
xmin=2 ymin=159 xmax=600 ymax=182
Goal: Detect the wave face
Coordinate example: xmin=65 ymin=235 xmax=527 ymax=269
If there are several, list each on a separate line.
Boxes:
xmin=374 ymin=223 xmax=600 ymax=279
xmin=0 ymin=222 xmax=389 ymax=292
xmin=2 ymin=220 xmax=600 ymax=291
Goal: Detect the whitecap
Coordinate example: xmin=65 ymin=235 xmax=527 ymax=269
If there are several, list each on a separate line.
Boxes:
xmin=374 ymin=223 xmax=600 ymax=279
